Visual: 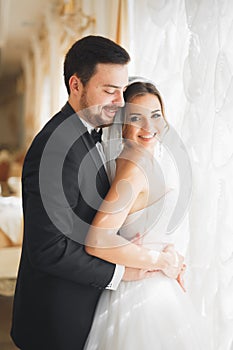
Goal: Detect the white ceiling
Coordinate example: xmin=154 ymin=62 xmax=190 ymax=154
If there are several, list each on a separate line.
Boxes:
xmin=0 ymin=0 xmax=58 ymax=79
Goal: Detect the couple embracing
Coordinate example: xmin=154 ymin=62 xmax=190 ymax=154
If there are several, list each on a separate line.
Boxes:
xmin=11 ymin=35 xmax=209 ymax=350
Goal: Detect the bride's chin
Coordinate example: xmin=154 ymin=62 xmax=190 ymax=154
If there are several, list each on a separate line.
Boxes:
xmin=138 ymin=138 xmax=157 ymax=149
xmin=125 ymin=140 xmax=155 ymax=155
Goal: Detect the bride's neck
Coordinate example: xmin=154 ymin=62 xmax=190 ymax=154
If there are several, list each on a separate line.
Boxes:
xmin=122 ymin=140 xmax=155 ymax=160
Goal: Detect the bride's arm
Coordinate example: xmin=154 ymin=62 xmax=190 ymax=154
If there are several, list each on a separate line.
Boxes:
xmin=85 ymin=159 xmax=170 ymax=271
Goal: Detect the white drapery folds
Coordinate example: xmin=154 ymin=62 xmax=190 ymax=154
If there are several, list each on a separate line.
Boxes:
xmin=129 ymin=1 xmax=233 ymax=349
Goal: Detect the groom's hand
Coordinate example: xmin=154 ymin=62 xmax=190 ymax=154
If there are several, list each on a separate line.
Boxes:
xmin=122 ymin=267 xmax=159 ymax=281
xmin=131 ymin=233 xmax=143 ymax=246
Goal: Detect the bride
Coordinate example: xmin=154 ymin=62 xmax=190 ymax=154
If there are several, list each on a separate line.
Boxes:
xmin=84 ymin=80 xmax=210 ymax=349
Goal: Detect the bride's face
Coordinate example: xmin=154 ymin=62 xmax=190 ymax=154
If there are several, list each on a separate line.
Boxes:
xmin=123 ymin=94 xmax=166 ymax=151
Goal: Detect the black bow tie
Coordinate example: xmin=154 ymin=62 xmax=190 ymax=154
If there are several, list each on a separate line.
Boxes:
xmin=91 ymin=128 xmax=102 ymax=144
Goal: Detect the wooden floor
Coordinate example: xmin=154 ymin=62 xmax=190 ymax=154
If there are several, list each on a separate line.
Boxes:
xmin=0 ymin=295 xmax=18 ymax=350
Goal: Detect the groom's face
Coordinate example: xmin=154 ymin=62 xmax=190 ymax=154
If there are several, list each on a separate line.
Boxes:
xmin=78 ymin=63 xmax=128 ymax=127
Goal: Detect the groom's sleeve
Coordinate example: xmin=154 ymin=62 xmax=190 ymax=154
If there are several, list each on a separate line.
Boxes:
xmin=22 ymin=127 xmax=116 ymax=289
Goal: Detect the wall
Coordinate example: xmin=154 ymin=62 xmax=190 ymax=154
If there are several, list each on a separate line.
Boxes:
xmin=0 ymin=76 xmax=24 ymax=150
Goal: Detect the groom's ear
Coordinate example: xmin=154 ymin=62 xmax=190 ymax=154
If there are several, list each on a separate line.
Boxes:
xmin=69 ymin=75 xmax=81 ymax=95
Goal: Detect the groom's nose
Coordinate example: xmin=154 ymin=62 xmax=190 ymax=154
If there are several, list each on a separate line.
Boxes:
xmin=112 ymin=90 xmax=125 ymax=107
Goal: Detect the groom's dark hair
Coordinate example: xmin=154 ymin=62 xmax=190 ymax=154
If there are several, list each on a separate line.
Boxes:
xmin=64 ymin=35 xmax=130 ymax=94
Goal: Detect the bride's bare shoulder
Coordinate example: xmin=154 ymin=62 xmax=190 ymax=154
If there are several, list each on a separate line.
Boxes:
xmin=118 ymin=145 xmax=151 ymax=168
xmin=115 ymin=147 xmax=149 ymax=182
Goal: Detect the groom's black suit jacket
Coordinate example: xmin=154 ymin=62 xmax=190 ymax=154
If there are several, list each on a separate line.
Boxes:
xmin=11 ymin=102 xmax=115 ymax=350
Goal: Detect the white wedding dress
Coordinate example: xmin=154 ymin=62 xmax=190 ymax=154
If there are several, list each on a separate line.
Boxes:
xmin=84 ymin=190 xmax=210 ymax=350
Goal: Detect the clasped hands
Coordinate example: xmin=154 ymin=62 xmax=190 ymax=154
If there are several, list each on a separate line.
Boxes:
xmin=158 ymin=244 xmax=186 ymax=292
xmin=123 ymin=234 xmax=186 ymax=292
xmin=158 ymin=244 xmax=184 ymax=278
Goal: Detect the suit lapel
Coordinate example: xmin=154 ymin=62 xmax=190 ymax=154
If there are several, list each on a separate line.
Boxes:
xmin=61 ymin=102 xmax=110 ymax=190
xmin=81 ymin=130 xmax=110 ymax=190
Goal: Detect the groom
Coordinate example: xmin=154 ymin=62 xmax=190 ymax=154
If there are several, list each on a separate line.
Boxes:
xmin=11 ymin=35 xmax=163 ymax=350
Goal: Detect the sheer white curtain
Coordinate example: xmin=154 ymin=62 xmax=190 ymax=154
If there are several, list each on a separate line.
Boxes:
xmin=129 ymin=1 xmax=233 ymax=349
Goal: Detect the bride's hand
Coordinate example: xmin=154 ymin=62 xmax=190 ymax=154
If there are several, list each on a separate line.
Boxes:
xmin=157 ymin=244 xmax=184 ymax=279
xmin=177 ymin=264 xmax=186 ymax=292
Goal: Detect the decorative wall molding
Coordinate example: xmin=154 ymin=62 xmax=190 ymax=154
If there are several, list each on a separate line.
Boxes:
xmin=58 ymin=0 xmax=96 ymax=47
